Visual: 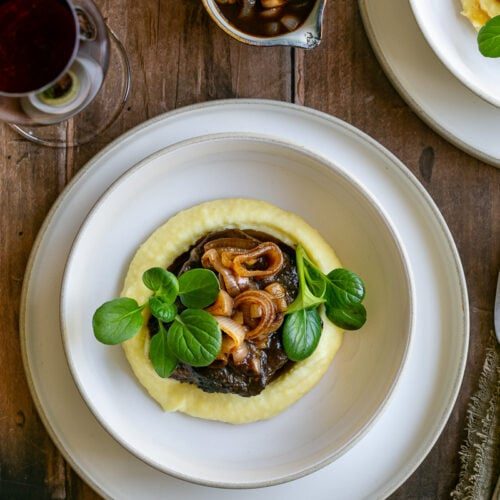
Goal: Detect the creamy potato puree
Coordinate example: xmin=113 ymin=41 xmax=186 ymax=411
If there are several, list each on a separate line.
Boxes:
xmin=461 ymin=0 xmax=499 ymax=29
xmin=122 ymin=199 xmax=343 ymax=424
xmin=480 ymin=0 xmax=500 ymax=17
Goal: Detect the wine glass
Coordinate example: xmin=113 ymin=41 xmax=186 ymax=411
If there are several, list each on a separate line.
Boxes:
xmin=0 ymin=0 xmax=131 ymax=147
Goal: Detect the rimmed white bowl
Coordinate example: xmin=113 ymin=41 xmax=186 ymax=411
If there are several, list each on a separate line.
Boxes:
xmin=60 ymin=134 xmax=414 ymax=488
xmin=409 ymin=0 xmax=500 ymax=108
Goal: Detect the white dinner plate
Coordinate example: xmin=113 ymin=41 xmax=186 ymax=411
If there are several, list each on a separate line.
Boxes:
xmin=21 ymin=99 xmax=468 ymax=499
xmin=359 ymin=0 xmax=500 ymax=167
xmin=60 ymin=134 xmax=413 ymax=488
xmin=409 ymin=0 xmax=500 ymax=108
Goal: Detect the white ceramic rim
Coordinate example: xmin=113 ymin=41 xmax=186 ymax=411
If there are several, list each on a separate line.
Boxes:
xmin=358 ymin=0 xmax=500 ymax=168
xmin=19 ymin=98 xmax=469 ymax=499
xmin=408 ymin=0 xmax=500 ymax=109
xmin=59 ymin=132 xmax=415 ymax=489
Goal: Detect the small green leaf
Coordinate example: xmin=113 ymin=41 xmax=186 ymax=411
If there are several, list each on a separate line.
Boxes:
xmin=92 ymin=298 xmax=144 ymax=345
xmin=303 ymin=258 xmax=327 ymax=298
xmin=325 ymin=302 xmax=367 ymax=331
xmin=142 ymin=268 xmax=178 ymax=303
xmin=478 ymin=15 xmax=500 ymax=58
xmin=178 ymin=268 xmax=220 ymax=309
xmin=286 ymin=285 xmax=325 ymax=314
xmin=149 ymin=296 xmax=177 ymax=323
xmin=149 ymin=324 xmax=177 ymax=377
xmin=286 ymin=245 xmax=325 ymax=315
xmin=283 ymin=308 xmax=323 ymax=361
xmin=326 ymin=268 xmax=365 ymax=307
xmin=167 ymin=309 xmax=221 ymax=367
xmin=284 ymin=245 xmax=367 ymax=334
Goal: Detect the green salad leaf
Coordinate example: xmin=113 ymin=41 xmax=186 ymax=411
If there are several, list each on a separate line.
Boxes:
xmin=478 ymin=15 xmax=500 ymax=58
xmin=323 ymin=268 xmax=366 ymax=330
xmin=325 ymin=301 xmax=367 ymax=331
xmin=167 ymin=309 xmax=221 ymax=367
xmin=149 ymin=323 xmax=178 ymax=377
xmin=178 ymin=268 xmax=220 ymax=309
xmin=149 ymin=296 xmax=177 ymax=323
xmin=92 ymin=297 xmax=144 ymax=345
xmin=303 ymin=258 xmax=327 ymax=298
xmin=325 ymin=268 xmax=365 ymax=307
xmin=142 ymin=267 xmax=179 ymax=304
xmin=283 ymin=245 xmax=367 ymax=360
xmin=286 ymin=245 xmax=325 ymax=314
xmin=283 ymin=308 xmax=323 ymax=361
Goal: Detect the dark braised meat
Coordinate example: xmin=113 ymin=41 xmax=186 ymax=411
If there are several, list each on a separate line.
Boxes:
xmin=148 ymin=229 xmax=299 ymax=397
xmin=170 ymin=334 xmax=290 ymax=397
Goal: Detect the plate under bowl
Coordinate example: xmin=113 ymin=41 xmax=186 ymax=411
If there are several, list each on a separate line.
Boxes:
xmin=60 ymin=134 xmax=413 ymax=488
xmin=409 ymin=0 xmax=500 ymax=108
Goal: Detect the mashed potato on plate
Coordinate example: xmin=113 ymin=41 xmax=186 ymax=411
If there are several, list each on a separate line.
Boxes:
xmin=121 ymin=199 xmax=344 ymax=424
xmin=461 ymin=0 xmax=499 ymax=29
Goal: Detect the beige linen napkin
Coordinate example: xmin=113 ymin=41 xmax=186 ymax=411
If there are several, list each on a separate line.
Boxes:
xmin=451 ymin=332 xmax=500 ymax=499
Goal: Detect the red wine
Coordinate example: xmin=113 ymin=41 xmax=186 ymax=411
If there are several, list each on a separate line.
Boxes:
xmin=0 ymin=0 xmax=78 ymax=94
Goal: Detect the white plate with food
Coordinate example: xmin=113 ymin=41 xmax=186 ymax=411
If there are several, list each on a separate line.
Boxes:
xmin=21 ymin=99 xmax=468 ymax=499
xmin=359 ymin=0 xmax=500 ymax=167
xmin=60 ymin=135 xmax=413 ymax=488
xmin=409 ymin=0 xmax=500 ymax=108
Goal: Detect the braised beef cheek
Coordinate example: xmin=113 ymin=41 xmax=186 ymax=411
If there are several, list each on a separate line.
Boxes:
xmin=147 ymin=229 xmax=299 ymax=397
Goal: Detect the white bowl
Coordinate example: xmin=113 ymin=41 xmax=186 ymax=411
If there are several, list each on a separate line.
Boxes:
xmin=60 ymin=134 xmax=414 ymax=488
xmin=409 ymin=0 xmax=500 ymax=108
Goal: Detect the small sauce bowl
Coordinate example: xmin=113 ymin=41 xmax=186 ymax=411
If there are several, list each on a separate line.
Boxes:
xmin=201 ymin=0 xmax=326 ymax=49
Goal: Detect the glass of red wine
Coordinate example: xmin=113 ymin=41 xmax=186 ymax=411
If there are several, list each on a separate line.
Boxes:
xmin=0 ymin=0 xmax=131 ymax=147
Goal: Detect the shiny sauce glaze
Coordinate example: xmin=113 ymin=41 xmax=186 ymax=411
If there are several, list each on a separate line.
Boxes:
xmin=215 ymin=0 xmax=316 ymax=38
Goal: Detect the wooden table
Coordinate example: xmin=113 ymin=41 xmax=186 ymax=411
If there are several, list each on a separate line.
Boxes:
xmin=1 ymin=1 xmax=499 ymax=498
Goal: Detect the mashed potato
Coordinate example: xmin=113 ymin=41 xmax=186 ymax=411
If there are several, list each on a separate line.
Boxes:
xmin=461 ymin=0 xmax=499 ymax=29
xmin=121 ymin=199 xmax=343 ymax=424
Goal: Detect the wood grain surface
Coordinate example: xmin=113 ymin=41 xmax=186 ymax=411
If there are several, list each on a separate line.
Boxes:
xmin=0 ymin=0 xmax=499 ymax=498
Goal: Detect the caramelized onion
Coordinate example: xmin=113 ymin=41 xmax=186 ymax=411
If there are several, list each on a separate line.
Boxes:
xmin=268 ymin=312 xmax=284 ymax=332
xmin=233 ymin=290 xmax=277 ymax=339
xmin=265 ymin=282 xmax=288 ymax=312
xmin=240 ymin=303 xmax=258 ymax=329
xmin=215 ymin=317 xmax=250 ymax=366
xmin=216 ymin=336 xmax=232 ymax=364
xmin=249 ymin=355 xmax=261 ymax=374
xmin=232 ymin=310 xmax=244 ymax=325
xmin=205 ymin=290 xmax=233 ymax=316
xmin=236 ymin=275 xmax=255 ymax=292
xmin=204 ymin=238 xmax=258 ymax=252
xmin=232 ymin=242 xmax=284 ymax=279
xmin=221 ymin=250 xmax=248 ymax=268
xmin=232 ymin=341 xmax=250 ymax=365
xmin=214 ymin=316 xmax=247 ymax=348
xmin=262 ymin=0 xmax=287 ymax=7
xmin=202 ymin=249 xmax=240 ymax=297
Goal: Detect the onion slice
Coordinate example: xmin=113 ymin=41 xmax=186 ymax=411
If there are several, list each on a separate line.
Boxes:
xmin=204 ymin=238 xmax=258 ymax=251
xmin=201 ymin=248 xmax=240 ymax=297
xmin=232 ymin=242 xmax=284 ymax=279
xmin=205 ymin=290 xmax=233 ymax=316
xmin=232 ymin=342 xmax=249 ymax=365
xmin=265 ymin=282 xmax=288 ymax=312
xmin=233 ymin=290 xmax=277 ymax=339
xmin=214 ymin=316 xmax=247 ymax=348
xmin=215 ymin=316 xmax=250 ymax=366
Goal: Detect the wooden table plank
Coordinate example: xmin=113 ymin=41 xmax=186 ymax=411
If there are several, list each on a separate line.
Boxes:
xmin=0 ymin=0 xmax=498 ymax=498
xmin=0 ymin=124 xmax=74 ymax=499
